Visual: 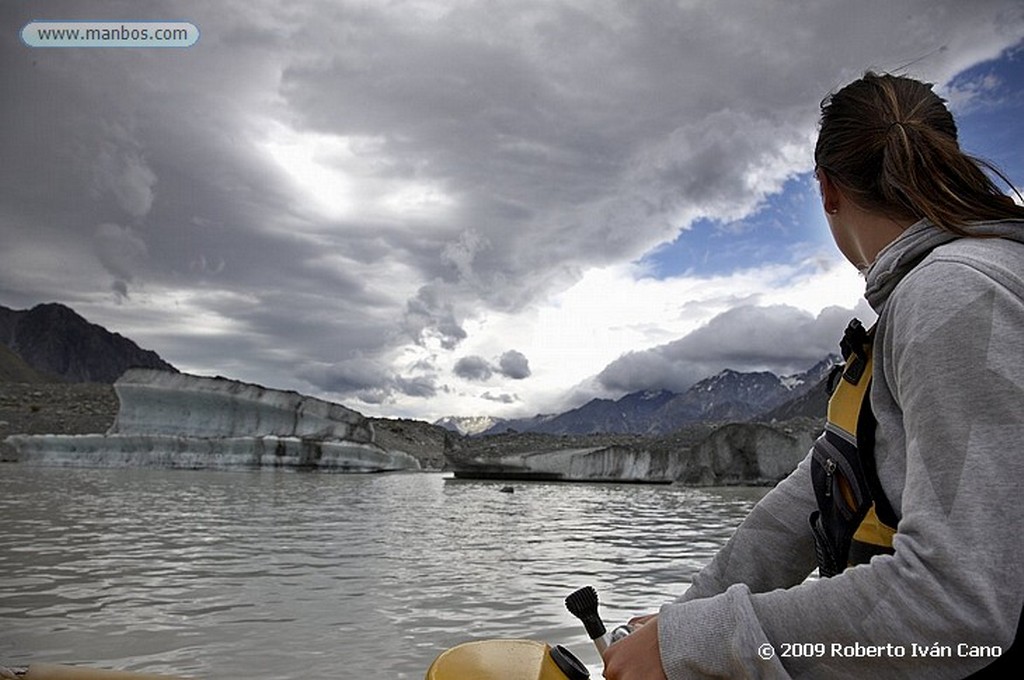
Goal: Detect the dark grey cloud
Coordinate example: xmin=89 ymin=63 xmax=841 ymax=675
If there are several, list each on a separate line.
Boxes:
xmin=297 ymin=358 xmax=438 ymax=404
xmin=453 ymin=350 xmax=531 ymax=383
xmin=91 ymin=122 xmax=158 ymax=219
xmin=598 ymin=301 xmax=874 ymax=394
xmin=297 ymin=358 xmax=391 ymax=400
xmin=94 ymin=223 xmax=149 ymax=299
xmin=453 ymin=355 xmax=493 ymax=382
xmin=394 ymin=375 xmax=438 ymax=399
xmin=498 ymin=350 xmax=531 ymax=380
xmin=403 ymin=283 xmax=468 ymax=350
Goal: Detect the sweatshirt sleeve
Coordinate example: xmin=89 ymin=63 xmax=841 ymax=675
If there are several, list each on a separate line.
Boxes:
xmin=657 ymin=254 xmax=1024 ymax=679
xmin=673 ymin=453 xmax=819 ymax=604
xmin=657 ymin=453 xmax=820 ymax=678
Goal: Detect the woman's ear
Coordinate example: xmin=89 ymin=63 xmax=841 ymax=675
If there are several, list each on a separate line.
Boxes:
xmin=816 ymin=168 xmax=841 ymax=215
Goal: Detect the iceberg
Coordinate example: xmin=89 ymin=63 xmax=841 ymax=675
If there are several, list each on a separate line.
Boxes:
xmin=447 ymin=440 xmax=681 ymax=483
xmin=4 ymin=369 xmax=420 ymax=472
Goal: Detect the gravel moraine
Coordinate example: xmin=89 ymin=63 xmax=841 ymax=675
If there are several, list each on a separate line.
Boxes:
xmin=0 ymin=382 xmax=119 ymax=461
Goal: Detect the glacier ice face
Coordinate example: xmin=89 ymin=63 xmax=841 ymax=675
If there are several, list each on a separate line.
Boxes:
xmin=5 ymin=433 xmax=418 ymax=471
xmin=682 ymin=422 xmax=815 ymax=485
xmin=5 ymin=369 xmax=420 ymax=472
xmin=446 ymin=420 xmax=820 ymax=484
xmin=449 ymin=446 xmax=683 ymax=483
xmin=108 ymin=369 xmax=375 ymax=442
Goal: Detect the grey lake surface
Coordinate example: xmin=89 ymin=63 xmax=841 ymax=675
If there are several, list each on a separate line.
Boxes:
xmin=0 ymin=466 xmax=767 ymax=678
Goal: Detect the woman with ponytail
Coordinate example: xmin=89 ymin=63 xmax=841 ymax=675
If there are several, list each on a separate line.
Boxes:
xmin=603 ymin=73 xmax=1024 ymax=679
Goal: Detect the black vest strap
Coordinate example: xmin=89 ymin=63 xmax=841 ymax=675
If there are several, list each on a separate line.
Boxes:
xmin=853 ymin=375 xmax=898 ymax=529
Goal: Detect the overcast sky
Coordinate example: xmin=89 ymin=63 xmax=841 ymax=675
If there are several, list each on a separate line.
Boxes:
xmin=2 ymin=1 xmax=1022 ymax=422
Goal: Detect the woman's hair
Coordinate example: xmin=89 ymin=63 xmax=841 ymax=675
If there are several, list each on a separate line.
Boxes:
xmin=815 ymin=72 xmax=1024 ymax=235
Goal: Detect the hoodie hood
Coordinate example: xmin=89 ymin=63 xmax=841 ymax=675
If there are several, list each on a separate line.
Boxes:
xmin=864 ymin=219 xmax=1024 ymax=311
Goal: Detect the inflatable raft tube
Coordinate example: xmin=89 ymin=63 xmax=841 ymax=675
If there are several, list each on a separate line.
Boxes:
xmin=425 ymin=639 xmax=589 ymax=679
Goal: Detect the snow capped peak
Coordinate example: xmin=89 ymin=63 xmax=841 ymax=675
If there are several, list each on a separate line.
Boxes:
xmin=780 ymin=375 xmax=804 ymax=391
xmin=434 ymin=415 xmax=506 ymax=436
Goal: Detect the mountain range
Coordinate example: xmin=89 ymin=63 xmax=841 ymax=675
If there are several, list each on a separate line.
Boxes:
xmin=437 ymin=357 xmax=837 ymax=437
xmin=2 ymin=301 xmax=835 ymax=437
xmin=0 ymin=303 xmax=177 ymax=383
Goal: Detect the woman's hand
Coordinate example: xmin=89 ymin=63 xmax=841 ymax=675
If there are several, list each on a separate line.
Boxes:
xmin=628 ymin=613 xmax=658 ymax=628
xmin=601 ymin=614 xmax=668 ymax=680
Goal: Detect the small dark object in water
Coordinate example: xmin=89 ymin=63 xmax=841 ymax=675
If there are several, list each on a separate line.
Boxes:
xmin=500 ymin=485 xmax=515 ymax=493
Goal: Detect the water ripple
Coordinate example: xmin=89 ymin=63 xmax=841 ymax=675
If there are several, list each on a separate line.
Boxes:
xmin=0 ymin=466 xmax=764 ymax=677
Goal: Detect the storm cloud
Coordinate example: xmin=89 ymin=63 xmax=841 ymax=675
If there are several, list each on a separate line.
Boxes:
xmin=1 ymin=0 xmax=1021 ymax=420
xmin=454 ymin=350 xmax=532 ymax=382
xmin=498 ymin=350 xmax=531 ymax=380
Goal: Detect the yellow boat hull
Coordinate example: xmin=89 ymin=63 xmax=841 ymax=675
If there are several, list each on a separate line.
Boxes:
xmin=9 ymin=639 xmax=588 ymax=680
xmin=15 ymin=664 xmax=186 ymax=680
xmin=426 ymin=639 xmax=588 ymax=680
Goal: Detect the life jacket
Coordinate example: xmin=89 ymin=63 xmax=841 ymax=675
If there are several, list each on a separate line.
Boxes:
xmin=808 ymin=319 xmax=897 ymax=576
xmin=808 ymin=319 xmax=1020 ymax=677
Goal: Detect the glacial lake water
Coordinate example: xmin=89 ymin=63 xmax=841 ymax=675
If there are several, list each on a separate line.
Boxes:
xmin=0 ymin=465 xmax=767 ymax=678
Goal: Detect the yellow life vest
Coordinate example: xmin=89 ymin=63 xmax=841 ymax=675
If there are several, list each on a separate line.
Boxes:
xmin=809 ymin=319 xmax=897 ymax=576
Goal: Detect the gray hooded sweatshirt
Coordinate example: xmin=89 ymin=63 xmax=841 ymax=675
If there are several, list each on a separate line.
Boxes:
xmin=657 ymin=219 xmax=1024 ymax=678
